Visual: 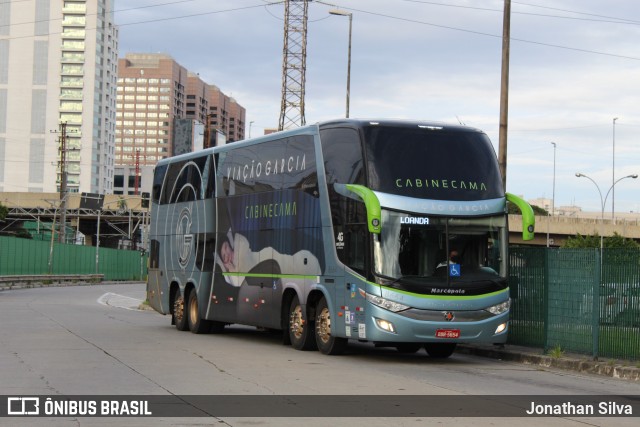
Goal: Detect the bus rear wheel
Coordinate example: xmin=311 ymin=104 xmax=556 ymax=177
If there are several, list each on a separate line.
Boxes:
xmin=288 ymin=294 xmax=316 ymax=351
xmin=424 ymin=343 xmax=457 ymax=358
xmin=187 ymin=291 xmax=211 ymax=334
xmin=315 ymin=296 xmax=346 ymax=355
xmin=173 ymin=288 xmax=188 ymax=331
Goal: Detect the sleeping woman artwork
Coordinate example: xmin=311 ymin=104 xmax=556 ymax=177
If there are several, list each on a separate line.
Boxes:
xmin=215 ymin=229 xmax=321 ymax=287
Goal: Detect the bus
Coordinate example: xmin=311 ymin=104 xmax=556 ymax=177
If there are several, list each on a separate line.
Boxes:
xmin=147 ymin=119 xmax=534 ymax=357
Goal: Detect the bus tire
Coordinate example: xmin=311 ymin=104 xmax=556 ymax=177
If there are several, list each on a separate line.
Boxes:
xmin=315 ymin=296 xmax=347 ymax=355
xmin=424 ymin=343 xmax=457 ymax=358
xmin=396 ymin=344 xmax=421 ymax=354
xmin=187 ymin=291 xmax=210 ymax=334
xmin=288 ymin=294 xmax=316 ymax=351
xmin=173 ymin=288 xmax=188 ymax=331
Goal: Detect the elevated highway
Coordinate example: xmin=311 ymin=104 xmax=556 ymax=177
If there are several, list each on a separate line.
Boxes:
xmin=509 ymin=214 xmax=640 ymax=246
xmin=2 ymin=193 xmax=639 ymax=249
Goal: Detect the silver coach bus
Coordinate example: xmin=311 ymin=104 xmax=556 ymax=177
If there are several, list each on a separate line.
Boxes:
xmin=147 ymin=119 xmax=535 ymax=358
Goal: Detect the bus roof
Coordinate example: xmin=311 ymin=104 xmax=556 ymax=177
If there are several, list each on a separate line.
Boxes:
xmin=154 ymin=118 xmax=486 ymax=168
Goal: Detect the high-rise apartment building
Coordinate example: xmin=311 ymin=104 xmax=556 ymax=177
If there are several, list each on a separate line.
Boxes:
xmin=0 ymin=0 xmax=118 ymax=193
xmin=116 ymin=53 xmax=245 ymax=168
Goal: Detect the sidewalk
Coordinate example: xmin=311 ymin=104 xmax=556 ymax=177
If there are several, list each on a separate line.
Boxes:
xmin=457 ymin=343 xmax=640 ymax=381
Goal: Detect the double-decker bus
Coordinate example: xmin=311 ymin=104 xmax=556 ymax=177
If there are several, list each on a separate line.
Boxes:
xmin=147 ymin=119 xmax=534 ymax=357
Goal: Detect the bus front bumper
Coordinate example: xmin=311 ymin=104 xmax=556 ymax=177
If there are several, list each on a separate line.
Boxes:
xmin=362 ymin=304 xmax=510 ymax=344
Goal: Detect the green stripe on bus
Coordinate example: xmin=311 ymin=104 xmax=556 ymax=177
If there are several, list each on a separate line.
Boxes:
xmin=222 ymin=272 xmax=318 ymax=280
xmin=374 ymin=283 xmax=509 ymax=300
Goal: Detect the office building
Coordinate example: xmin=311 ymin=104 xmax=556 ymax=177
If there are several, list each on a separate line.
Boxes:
xmin=116 ymin=53 xmax=245 ymax=169
xmin=0 ymin=0 xmax=118 ymax=193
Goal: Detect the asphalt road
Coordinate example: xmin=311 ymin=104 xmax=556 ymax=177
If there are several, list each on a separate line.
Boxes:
xmin=0 ymin=283 xmax=638 ymax=427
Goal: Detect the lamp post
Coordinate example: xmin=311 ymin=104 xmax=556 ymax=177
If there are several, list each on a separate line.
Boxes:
xmin=329 ymin=9 xmax=352 ymax=118
xmin=575 ymin=172 xmax=638 ymax=251
xmin=249 ymin=121 xmax=254 ymax=139
xmin=547 ymin=142 xmax=556 ymax=247
xmin=612 ymin=117 xmax=618 ymax=220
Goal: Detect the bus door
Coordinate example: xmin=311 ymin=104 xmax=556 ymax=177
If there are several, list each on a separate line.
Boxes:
xmin=238 ymin=243 xmax=279 ymax=329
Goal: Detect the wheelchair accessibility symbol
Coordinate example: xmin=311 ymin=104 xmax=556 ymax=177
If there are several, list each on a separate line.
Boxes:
xmin=449 ymin=263 xmax=460 ymax=277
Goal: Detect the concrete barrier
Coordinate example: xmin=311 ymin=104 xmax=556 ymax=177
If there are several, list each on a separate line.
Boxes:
xmin=0 ymin=274 xmax=104 ymax=290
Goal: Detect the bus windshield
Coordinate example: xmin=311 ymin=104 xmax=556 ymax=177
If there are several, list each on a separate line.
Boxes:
xmin=373 ymin=209 xmax=508 ymax=290
xmin=363 ymin=124 xmax=503 ymax=201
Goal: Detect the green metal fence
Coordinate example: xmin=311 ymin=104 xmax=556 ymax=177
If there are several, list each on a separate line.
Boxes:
xmin=509 ymin=247 xmax=640 ymax=360
xmin=0 ymin=236 xmax=147 ymax=281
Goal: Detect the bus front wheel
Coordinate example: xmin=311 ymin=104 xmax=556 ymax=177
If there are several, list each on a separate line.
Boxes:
xmin=424 ymin=343 xmax=457 ymax=358
xmin=315 ymin=296 xmax=347 ymax=355
xmin=288 ymin=295 xmax=316 ymax=351
xmin=173 ymin=289 xmax=188 ymax=331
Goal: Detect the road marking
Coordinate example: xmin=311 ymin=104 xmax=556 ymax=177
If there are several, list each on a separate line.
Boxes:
xmin=97 ymin=292 xmax=146 ymax=311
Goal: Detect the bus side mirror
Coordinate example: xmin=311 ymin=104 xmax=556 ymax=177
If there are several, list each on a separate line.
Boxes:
xmin=506 ymin=193 xmax=535 ymax=241
xmin=334 ymin=184 xmax=381 ymax=234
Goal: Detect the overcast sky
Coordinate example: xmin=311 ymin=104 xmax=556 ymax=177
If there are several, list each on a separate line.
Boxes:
xmin=115 ymin=0 xmax=640 ymax=214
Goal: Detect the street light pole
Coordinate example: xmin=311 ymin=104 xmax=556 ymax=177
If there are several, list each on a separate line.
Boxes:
xmin=612 ymin=117 xmax=618 ymax=221
xmin=575 ymin=172 xmax=638 ymax=251
xmin=547 ymin=142 xmax=556 ymax=247
xmin=329 ymin=9 xmax=352 ymax=118
xmin=551 ymin=142 xmax=556 ymax=217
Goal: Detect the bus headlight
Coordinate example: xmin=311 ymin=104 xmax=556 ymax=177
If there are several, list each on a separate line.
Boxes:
xmin=366 ymin=293 xmax=409 ymax=312
xmin=374 ymin=318 xmax=396 ymax=333
xmin=486 ymin=299 xmax=510 ymax=315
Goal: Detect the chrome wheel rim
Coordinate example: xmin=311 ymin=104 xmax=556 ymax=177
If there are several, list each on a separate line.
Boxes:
xmin=189 ymin=295 xmax=198 ymax=325
xmin=316 ymin=306 xmax=331 ymax=344
xmin=174 ymin=295 xmax=184 ymax=322
xmin=289 ymin=304 xmax=305 ymax=339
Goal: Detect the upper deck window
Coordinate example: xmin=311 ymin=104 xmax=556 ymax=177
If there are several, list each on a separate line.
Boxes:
xmin=363 ymin=125 xmax=503 ymax=201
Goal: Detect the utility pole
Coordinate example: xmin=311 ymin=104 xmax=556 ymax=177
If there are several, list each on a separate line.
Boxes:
xmin=51 ymin=122 xmax=71 ymax=243
xmin=203 ymin=113 xmax=215 ymax=148
xmin=498 ymin=0 xmax=511 ymax=192
xmin=134 ymin=150 xmax=140 ymax=195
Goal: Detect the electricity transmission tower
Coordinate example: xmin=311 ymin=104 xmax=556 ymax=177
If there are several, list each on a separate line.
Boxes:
xmin=278 ymin=0 xmax=311 ymax=131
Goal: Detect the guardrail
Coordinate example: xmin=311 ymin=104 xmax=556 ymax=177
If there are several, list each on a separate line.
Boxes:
xmin=0 ymin=274 xmax=104 ymax=290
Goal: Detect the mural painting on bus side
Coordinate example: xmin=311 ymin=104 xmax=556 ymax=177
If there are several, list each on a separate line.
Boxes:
xmin=216 ymin=228 xmax=321 ymax=287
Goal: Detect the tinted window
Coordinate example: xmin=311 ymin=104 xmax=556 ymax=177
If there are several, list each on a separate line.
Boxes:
xmin=158 ymin=155 xmax=210 ymax=204
xmin=363 ymin=125 xmax=503 ymax=200
xmin=320 ymin=127 xmax=364 ymax=186
xmin=152 ymin=164 xmax=167 ymax=203
xmin=218 ymin=135 xmax=317 ymax=197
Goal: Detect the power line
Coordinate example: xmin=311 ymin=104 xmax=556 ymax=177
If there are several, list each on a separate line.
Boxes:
xmin=396 ymin=0 xmax=640 ymax=25
xmin=513 ymin=1 xmax=640 ymax=25
xmin=315 ymin=1 xmax=640 ymax=61
xmin=0 ymin=1 xmax=283 ymax=29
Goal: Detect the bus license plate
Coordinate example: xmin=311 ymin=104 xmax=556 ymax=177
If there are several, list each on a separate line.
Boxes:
xmin=435 ymin=329 xmax=460 ymax=339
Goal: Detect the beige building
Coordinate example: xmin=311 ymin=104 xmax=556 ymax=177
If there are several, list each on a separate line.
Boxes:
xmin=0 ymin=0 xmax=118 ymax=194
xmin=116 ymin=53 xmax=245 ymax=168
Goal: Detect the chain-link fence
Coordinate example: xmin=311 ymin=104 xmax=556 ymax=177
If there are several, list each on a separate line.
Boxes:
xmin=509 ymin=247 xmax=640 ymax=360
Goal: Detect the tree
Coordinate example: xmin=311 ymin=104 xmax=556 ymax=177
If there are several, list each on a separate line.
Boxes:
xmin=563 ymin=232 xmax=639 ymax=249
xmin=0 ymin=201 xmax=7 ymax=221
xmin=507 ymin=202 xmax=548 ymax=216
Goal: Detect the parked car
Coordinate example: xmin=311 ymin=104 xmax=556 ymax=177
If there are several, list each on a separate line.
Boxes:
xmin=581 ymin=283 xmax=635 ymax=325
xmin=614 ymin=284 xmax=640 ymax=327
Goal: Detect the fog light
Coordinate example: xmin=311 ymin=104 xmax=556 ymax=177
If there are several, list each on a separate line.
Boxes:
xmin=374 ymin=318 xmax=396 ymax=333
xmin=495 ymin=323 xmax=507 ymax=334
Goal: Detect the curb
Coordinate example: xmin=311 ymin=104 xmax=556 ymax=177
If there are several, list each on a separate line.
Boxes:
xmin=457 ymin=344 xmax=640 ymax=381
xmin=0 ymin=280 xmax=143 ymax=291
